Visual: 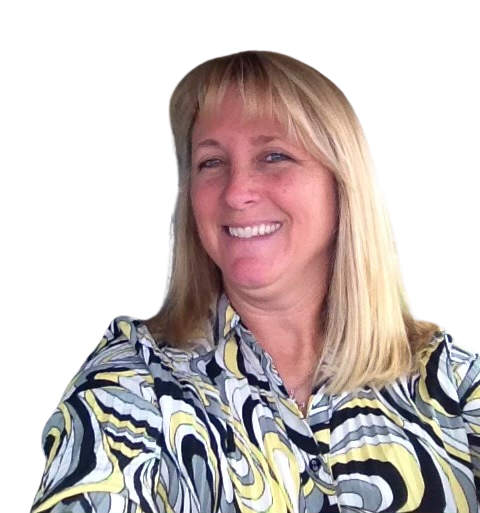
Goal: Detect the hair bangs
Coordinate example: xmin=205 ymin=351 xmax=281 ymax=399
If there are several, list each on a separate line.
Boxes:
xmin=196 ymin=54 xmax=304 ymax=148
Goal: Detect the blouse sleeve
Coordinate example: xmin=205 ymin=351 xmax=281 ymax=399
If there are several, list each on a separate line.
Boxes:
xmin=30 ymin=319 xmax=166 ymax=513
xmin=457 ymin=346 xmax=480 ymax=498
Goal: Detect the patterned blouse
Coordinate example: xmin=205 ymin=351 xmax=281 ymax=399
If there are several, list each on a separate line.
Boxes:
xmin=32 ymin=293 xmax=480 ymax=513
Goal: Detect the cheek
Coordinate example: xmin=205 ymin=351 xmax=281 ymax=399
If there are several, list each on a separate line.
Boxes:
xmin=190 ymin=195 xmax=214 ymax=256
xmin=299 ymin=176 xmax=338 ymax=233
xmin=322 ymin=185 xmax=339 ymax=239
xmin=190 ymin=185 xmax=210 ymax=225
xmin=190 ymin=184 xmax=219 ymax=243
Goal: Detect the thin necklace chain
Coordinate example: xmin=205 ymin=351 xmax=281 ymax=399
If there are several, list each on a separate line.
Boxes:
xmin=272 ymin=362 xmax=317 ymax=417
xmin=288 ymin=372 xmax=315 ymax=415
xmin=288 ymin=389 xmax=307 ymax=414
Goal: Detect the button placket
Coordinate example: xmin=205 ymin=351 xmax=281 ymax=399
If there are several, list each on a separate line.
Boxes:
xmin=307 ymin=389 xmax=334 ymax=487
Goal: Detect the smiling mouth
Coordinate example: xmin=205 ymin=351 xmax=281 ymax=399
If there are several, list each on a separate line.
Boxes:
xmin=223 ymin=223 xmax=282 ymax=239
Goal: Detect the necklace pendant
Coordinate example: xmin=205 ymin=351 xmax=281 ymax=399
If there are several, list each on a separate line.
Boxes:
xmin=289 ymin=389 xmax=308 ymax=416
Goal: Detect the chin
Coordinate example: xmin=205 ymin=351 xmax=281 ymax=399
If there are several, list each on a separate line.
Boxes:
xmin=223 ymin=260 xmax=277 ymax=290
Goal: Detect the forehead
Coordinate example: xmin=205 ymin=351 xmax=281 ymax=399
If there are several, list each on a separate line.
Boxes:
xmin=192 ymin=91 xmax=290 ymax=146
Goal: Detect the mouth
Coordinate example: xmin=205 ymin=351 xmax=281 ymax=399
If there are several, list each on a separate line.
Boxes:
xmin=223 ymin=222 xmax=282 ymax=239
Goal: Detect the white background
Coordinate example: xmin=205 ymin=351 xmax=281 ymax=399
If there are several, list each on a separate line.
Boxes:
xmin=1 ymin=1 xmax=478 ymax=509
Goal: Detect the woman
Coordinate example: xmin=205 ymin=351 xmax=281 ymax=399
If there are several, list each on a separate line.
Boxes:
xmin=31 ymin=51 xmax=480 ymax=513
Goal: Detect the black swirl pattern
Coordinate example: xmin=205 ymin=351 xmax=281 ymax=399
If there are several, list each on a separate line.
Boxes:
xmin=31 ymin=294 xmax=480 ymax=512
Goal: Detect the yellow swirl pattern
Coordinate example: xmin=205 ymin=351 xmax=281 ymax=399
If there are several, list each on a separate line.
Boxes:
xmin=31 ymin=294 xmax=480 ymax=512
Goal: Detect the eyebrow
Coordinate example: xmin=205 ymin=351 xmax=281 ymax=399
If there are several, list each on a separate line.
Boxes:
xmin=193 ymin=135 xmax=280 ymax=150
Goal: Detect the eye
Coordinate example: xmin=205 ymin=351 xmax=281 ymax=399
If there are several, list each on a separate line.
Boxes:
xmin=264 ymin=152 xmax=291 ymax=163
xmin=197 ymin=158 xmax=223 ymax=171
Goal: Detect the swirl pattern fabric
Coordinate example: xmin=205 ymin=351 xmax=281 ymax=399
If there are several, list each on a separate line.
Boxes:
xmin=31 ymin=294 xmax=480 ymax=512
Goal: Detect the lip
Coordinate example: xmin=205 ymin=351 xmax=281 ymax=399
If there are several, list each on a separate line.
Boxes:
xmin=222 ymin=221 xmax=281 ymax=229
xmin=222 ymin=223 xmax=283 ymax=239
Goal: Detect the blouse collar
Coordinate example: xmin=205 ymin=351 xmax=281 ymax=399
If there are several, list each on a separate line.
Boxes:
xmin=211 ymin=291 xmax=288 ymax=395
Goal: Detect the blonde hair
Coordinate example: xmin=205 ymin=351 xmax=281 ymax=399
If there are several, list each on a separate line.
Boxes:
xmin=146 ymin=50 xmax=438 ymax=393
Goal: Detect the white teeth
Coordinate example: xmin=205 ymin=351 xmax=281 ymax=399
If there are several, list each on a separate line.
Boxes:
xmin=228 ymin=223 xmax=281 ymax=239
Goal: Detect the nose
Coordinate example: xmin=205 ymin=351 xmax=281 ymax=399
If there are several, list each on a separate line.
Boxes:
xmin=221 ymin=164 xmax=261 ymax=210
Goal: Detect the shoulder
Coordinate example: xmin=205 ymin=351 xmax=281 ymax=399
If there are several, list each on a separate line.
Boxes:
xmin=416 ymin=330 xmax=480 ymax=406
xmin=33 ymin=316 xmax=223 ymax=513
xmin=61 ymin=315 xmax=209 ymax=406
xmin=59 ymin=316 xmax=158 ymax=402
xmin=32 ymin=317 xmax=170 ymax=511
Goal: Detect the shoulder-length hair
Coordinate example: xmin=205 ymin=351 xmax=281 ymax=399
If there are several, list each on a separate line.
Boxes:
xmin=146 ymin=50 xmax=438 ymax=393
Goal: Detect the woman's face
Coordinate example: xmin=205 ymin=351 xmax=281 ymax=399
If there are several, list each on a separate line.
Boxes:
xmin=190 ymin=91 xmax=338 ymax=298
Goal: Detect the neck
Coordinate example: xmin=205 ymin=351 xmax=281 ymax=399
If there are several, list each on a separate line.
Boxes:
xmin=223 ymin=276 xmax=327 ymax=379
